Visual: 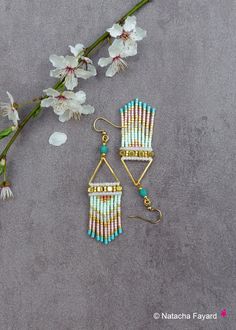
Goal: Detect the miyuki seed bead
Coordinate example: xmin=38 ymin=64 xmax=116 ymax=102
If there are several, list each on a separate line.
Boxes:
xmin=139 ymin=187 xmax=148 ymax=198
xmin=99 ymin=145 xmax=109 ymax=154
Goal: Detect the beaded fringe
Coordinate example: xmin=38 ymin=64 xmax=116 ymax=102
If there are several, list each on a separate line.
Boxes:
xmin=88 ymin=184 xmax=122 ymax=245
xmin=120 ymin=98 xmax=156 ymax=150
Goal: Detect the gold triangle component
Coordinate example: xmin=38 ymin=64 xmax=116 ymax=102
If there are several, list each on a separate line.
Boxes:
xmin=89 ymin=156 xmax=120 ymax=185
xmin=121 ymin=158 xmax=153 ymax=186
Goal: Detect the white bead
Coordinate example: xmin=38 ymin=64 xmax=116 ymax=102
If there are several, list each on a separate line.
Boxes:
xmin=89 ymin=192 xmax=122 ymax=197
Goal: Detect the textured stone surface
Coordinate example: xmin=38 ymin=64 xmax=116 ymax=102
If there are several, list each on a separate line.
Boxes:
xmin=0 ymin=0 xmax=236 ymax=329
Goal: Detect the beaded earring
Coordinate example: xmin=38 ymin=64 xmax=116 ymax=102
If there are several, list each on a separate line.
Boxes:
xmin=87 ymin=118 xmax=123 ymax=245
xmin=119 ymin=98 xmax=162 ymax=223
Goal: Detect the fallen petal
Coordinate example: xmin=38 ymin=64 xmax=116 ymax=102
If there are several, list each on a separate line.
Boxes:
xmin=49 ymin=132 xmax=67 ymax=146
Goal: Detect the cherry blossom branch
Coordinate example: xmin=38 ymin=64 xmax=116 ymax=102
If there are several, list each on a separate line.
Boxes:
xmin=0 ymin=0 xmax=150 ymax=161
xmin=0 ymin=0 xmax=150 ymax=200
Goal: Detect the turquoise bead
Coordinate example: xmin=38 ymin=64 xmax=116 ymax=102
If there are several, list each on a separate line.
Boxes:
xmin=100 ymin=236 xmax=104 ymax=243
xmin=139 ymin=188 xmax=148 ymax=198
xmin=114 ymin=231 xmax=118 ymax=237
xmin=100 ymin=145 xmax=108 ymax=154
xmin=91 ymin=232 xmax=95 ymax=238
xmin=96 ymin=235 xmax=100 ymax=241
xmin=118 ymin=228 xmax=123 ymax=234
xmin=87 ymin=229 xmax=91 ymax=236
xmin=111 ymin=234 xmax=115 ymax=240
xmin=104 ymin=239 xmax=108 ymax=245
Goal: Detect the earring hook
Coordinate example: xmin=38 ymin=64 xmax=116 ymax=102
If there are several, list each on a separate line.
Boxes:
xmin=93 ymin=117 xmax=122 ymax=133
xmin=128 ymin=208 xmax=163 ymax=224
xmin=128 ymin=196 xmax=163 ymax=224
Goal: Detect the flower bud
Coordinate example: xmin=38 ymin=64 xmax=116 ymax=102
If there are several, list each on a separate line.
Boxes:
xmin=0 ymin=158 xmax=6 ymax=166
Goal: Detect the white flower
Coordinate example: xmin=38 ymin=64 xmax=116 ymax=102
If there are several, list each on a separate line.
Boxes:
xmin=0 ymin=182 xmax=13 ymax=200
xmin=69 ymin=43 xmax=97 ymax=79
xmin=49 ymin=55 xmax=79 ymax=90
xmin=98 ymin=41 xmax=128 ymax=77
xmin=49 ymin=51 xmax=96 ymax=90
xmin=49 ymin=132 xmax=67 ymax=146
xmin=41 ymin=88 xmax=95 ymax=122
xmin=0 ymin=92 xmax=20 ymax=127
xmin=107 ymin=16 xmax=146 ymax=56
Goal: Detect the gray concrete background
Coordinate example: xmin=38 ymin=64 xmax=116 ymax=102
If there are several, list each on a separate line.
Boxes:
xmin=0 ymin=0 xmax=236 ymax=329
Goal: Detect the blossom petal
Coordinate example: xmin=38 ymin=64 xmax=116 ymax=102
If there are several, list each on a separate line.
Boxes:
xmin=87 ymin=64 xmax=97 ymax=76
xmin=69 ymin=43 xmax=84 ymax=57
xmin=65 ymin=55 xmax=78 ymax=68
xmin=109 ymin=39 xmax=125 ymax=57
xmin=80 ymin=104 xmax=95 ymax=115
xmin=75 ymin=68 xmax=96 ymax=79
xmin=64 ymin=74 xmax=78 ymax=90
xmin=62 ymin=91 xmax=75 ymax=99
xmin=49 ymin=55 xmax=66 ymax=68
xmin=6 ymin=91 xmax=14 ymax=106
xmin=123 ymin=16 xmax=137 ymax=32
xmin=53 ymin=104 xmax=65 ymax=115
xmin=41 ymin=97 xmax=55 ymax=108
xmin=43 ymin=88 xmax=60 ymax=97
xmin=49 ymin=132 xmax=67 ymax=146
xmin=123 ymin=40 xmax=137 ymax=57
xmin=50 ymin=68 xmax=65 ymax=78
xmin=8 ymin=109 xmax=19 ymax=126
xmin=106 ymin=63 xmax=119 ymax=77
xmin=59 ymin=110 xmax=72 ymax=122
xmin=98 ymin=57 xmax=112 ymax=67
xmin=74 ymin=90 xmax=86 ymax=104
xmin=132 ymin=27 xmax=147 ymax=41
xmin=107 ymin=23 xmax=123 ymax=37
xmin=67 ymin=101 xmax=84 ymax=113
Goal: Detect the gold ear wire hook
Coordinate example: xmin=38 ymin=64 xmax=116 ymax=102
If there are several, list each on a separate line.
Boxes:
xmin=93 ymin=117 xmax=122 ymax=133
xmin=128 ymin=209 xmax=163 ymax=224
xmin=128 ymin=197 xmax=163 ymax=224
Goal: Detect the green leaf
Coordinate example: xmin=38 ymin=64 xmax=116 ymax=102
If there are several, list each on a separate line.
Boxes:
xmin=57 ymin=84 xmax=65 ymax=92
xmin=0 ymin=127 xmax=13 ymax=140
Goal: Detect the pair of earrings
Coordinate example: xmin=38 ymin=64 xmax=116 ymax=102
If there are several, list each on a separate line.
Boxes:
xmin=87 ymin=98 xmax=162 ymax=245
